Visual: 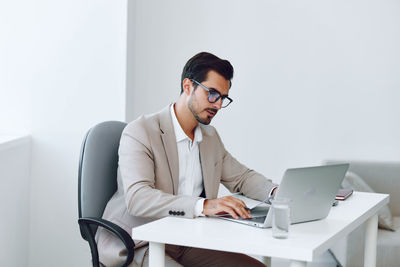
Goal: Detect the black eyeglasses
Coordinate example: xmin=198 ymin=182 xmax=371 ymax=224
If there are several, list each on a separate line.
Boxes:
xmin=191 ymin=79 xmax=233 ymax=108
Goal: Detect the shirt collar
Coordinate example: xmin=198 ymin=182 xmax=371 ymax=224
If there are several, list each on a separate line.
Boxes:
xmin=170 ymin=104 xmax=203 ymax=143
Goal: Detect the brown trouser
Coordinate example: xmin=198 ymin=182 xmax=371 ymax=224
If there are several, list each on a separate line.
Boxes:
xmin=166 ymin=244 xmax=265 ymax=267
xmin=131 ymin=244 xmax=266 ymax=267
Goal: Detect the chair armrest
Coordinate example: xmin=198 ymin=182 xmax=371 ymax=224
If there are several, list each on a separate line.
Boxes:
xmin=78 ymin=217 xmax=135 ymax=267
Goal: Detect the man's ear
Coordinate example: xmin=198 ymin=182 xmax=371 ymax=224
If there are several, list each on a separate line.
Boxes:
xmin=182 ymin=78 xmax=193 ymax=95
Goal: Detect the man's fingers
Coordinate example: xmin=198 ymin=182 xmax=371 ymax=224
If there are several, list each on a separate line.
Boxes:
xmin=203 ymin=197 xmax=251 ymax=219
xmin=223 ymin=206 xmax=239 ymax=219
xmin=221 ymin=197 xmax=251 ymax=219
xmin=203 ymin=199 xmax=238 ymax=218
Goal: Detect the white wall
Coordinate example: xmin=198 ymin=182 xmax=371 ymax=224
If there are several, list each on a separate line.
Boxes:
xmin=127 ymin=0 xmax=400 ymax=182
xmin=2 ymin=0 xmax=127 ymax=266
xmin=0 ymin=137 xmax=31 ymax=267
xmin=0 ymin=1 xmax=32 ymax=134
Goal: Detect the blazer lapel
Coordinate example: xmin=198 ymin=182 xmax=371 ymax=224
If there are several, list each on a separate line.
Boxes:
xmin=199 ymin=127 xmax=219 ymax=199
xmin=159 ymin=105 xmax=179 ymax=195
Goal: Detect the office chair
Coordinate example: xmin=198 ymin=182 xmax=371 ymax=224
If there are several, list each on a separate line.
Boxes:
xmin=78 ymin=121 xmax=135 ymax=267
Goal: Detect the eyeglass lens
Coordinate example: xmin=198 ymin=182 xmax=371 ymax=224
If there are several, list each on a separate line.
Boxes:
xmin=208 ymin=92 xmax=230 ymax=107
xmin=191 ymin=79 xmax=232 ymax=107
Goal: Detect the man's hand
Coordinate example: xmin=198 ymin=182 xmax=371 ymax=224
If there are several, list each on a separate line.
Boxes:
xmin=202 ymin=196 xmax=251 ymax=219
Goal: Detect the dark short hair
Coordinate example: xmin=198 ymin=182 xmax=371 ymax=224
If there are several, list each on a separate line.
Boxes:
xmin=180 ymin=52 xmax=234 ymax=94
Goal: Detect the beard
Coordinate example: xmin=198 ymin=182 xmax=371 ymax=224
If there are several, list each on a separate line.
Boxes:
xmin=188 ymin=96 xmax=217 ymax=125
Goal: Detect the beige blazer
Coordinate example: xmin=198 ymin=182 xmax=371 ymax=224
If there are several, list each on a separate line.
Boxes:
xmin=96 ymin=105 xmax=276 ymax=266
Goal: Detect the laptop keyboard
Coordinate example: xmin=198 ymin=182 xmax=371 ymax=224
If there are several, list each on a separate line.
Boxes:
xmin=240 ymin=216 xmax=267 ymax=223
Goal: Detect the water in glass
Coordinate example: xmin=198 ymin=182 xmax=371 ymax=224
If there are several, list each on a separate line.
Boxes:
xmin=271 ymin=198 xmax=291 ymax=239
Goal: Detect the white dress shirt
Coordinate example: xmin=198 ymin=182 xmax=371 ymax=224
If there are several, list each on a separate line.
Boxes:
xmin=170 ymin=104 xmax=277 ymax=217
xmin=170 ymin=105 xmax=205 ymax=216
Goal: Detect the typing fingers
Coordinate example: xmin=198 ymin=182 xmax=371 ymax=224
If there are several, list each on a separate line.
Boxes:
xmin=221 ymin=196 xmax=251 ymax=219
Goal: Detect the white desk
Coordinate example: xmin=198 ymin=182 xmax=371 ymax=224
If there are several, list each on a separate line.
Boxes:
xmin=132 ymin=192 xmax=389 ymax=267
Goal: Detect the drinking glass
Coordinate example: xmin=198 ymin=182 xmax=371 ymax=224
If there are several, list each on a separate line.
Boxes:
xmin=271 ymin=197 xmax=291 ymax=239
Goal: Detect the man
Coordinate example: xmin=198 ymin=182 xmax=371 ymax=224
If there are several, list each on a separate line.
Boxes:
xmin=96 ymin=52 xmax=277 ymax=267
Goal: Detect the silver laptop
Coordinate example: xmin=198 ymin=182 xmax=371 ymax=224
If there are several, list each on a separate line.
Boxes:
xmin=218 ymin=164 xmax=349 ymax=228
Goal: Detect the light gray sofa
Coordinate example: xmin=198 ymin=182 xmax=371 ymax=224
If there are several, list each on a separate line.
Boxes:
xmin=327 ymin=161 xmax=400 ymax=267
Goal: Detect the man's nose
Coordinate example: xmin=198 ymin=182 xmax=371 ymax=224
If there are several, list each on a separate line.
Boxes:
xmin=213 ymin=98 xmax=222 ymax=110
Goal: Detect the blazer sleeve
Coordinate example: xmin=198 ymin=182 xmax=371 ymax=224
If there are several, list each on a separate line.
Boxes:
xmin=118 ymin=120 xmax=200 ymax=219
xmin=215 ymin=131 xmax=278 ymax=202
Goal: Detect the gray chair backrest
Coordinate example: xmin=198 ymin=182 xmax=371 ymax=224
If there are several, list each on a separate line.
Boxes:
xmin=78 ymin=121 xmax=127 ymax=220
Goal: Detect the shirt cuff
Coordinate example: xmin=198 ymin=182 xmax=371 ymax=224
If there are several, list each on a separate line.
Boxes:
xmin=194 ymin=198 xmax=206 ymax=217
xmin=269 ymin=186 xmax=278 ymax=197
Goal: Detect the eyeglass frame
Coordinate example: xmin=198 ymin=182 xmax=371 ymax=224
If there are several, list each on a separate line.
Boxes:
xmin=190 ymin=79 xmax=233 ymax=108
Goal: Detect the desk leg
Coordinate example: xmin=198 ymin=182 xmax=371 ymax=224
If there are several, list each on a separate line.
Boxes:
xmin=364 ymin=214 xmax=378 ymax=267
xmin=149 ymin=242 xmax=165 ymax=267
xmin=289 ymin=260 xmax=306 ymax=267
